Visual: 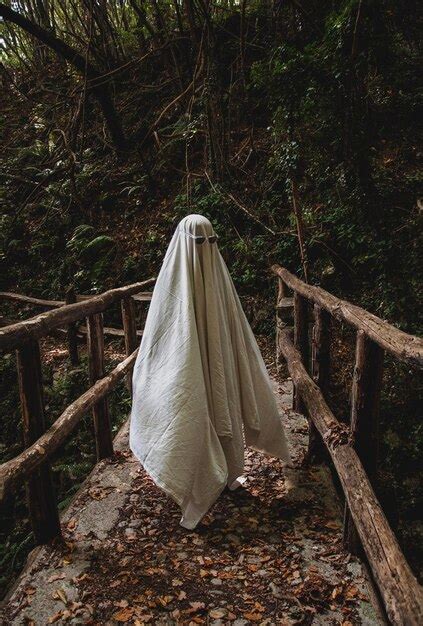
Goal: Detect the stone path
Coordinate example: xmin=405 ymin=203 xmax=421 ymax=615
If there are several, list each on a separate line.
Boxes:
xmin=0 ymin=380 xmax=384 ymax=625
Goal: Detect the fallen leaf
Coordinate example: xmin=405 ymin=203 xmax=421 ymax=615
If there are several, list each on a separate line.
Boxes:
xmin=243 ymin=612 xmax=263 ymax=622
xmin=47 ymin=573 xmax=66 ymax=583
xmin=112 ymin=607 xmax=135 ymax=622
xmin=114 ymin=600 xmax=129 ymax=608
xmin=157 ymin=595 xmax=173 ymax=606
xmin=53 ymin=588 xmax=67 ymax=605
xmin=187 ymin=601 xmax=205 ymax=613
xmin=48 ymin=611 xmax=63 ymax=623
xmin=209 ymin=608 xmax=226 ymax=618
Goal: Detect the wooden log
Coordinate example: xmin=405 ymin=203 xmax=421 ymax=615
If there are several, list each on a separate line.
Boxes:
xmin=0 ymin=277 xmax=155 ymax=353
xmin=121 ymin=297 xmax=138 ymax=394
xmin=293 ymin=292 xmax=308 ymax=414
xmin=86 ymin=314 xmax=113 ymax=460
xmin=276 ymin=277 xmax=293 ymax=325
xmin=65 ymin=287 xmax=79 ymax=366
xmin=344 ymin=329 xmax=385 ymax=553
xmin=2 ymin=321 xmax=142 ymax=342
xmin=0 ymin=290 xmax=152 ymax=308
xmin=16 ymin=339 xmax=61 ymax=543
xmin=277 ymin=275 xmax=287 ymax=302
xmin=0 ymin=349 xmax=138 ymax=502
xmin=79 ymin=292 xmax=152 ymax=303
xmin=309 ymin=304 xmax=331 ymax=462
xmin=0 ymin=292 xmax=64 ymax=307
xmin=351 ymin=330 xmax=384 ymax=471
xmin=78 ymin=325 xmax=143 ymax=339
xmin=271 ymin=264 xmax=423 ymax=368
xmin=275 ymin=277 xmax=293 ymax=373
xmin=277 ymin=328 xmax=423 ymax=626
xmin=131 ymin=292 xmax=153 ymax=302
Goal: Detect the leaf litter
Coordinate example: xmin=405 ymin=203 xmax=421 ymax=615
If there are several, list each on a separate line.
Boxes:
xmin=68 ymin=441 xmax=376 ymax=625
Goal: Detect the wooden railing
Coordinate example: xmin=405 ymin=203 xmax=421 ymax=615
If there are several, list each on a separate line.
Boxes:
xmin=0 ymin=277 xmax=155 ymax=544
xmin=2 ymin=268 xmax=422 ymax=623
xmin=271 ymin=264 xmax=423 ymax=626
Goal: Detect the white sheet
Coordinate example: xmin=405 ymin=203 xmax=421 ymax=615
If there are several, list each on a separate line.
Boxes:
xmin=129 ymin=214 xmax=291 ymax=528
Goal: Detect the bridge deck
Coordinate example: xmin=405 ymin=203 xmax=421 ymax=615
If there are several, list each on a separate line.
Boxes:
xmin=1 ymin=380 xmax=383 ymax=625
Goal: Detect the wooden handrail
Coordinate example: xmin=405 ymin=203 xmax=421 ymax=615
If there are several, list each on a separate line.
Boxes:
xmin=0 ymin=277 xmax=156 ymax=353
xmin=0 ymin=292 xmax=65 ymax=307
xmin=277 ymin=327 xmax=423 ymax=626
xmin=0 ymin=349 xmax=138 ymax=502
xmin=273 ymin=264 xmax=423 ymax=624
xmin=271 ymin=264 xmax=423 ymax=367
xmin=0 ymin=290 xmax=154 ymax=308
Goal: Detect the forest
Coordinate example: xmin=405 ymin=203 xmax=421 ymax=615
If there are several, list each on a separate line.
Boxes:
xmin=0 ymin=0 xmax=422 ymax=620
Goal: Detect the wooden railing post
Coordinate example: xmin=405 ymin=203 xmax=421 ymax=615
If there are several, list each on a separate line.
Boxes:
xmin=344 ymin=329 xmax=384 ymax=553
xmin=121 ymin=296 xmax=138 ymax=394
xmin=16 ymin=339 xmax=61 ymax=543
xmin=86 ymin=313 xmax=113 ymax=460
xmin=293 ymin=292 xmax=309 ymax=413
xmin=309 ymin=304 xmax=331 ymax=462
xmin=276 ymin=277 xmax=294 ymax=369
xmin=65 ymin=286 xmax=79 ymax=366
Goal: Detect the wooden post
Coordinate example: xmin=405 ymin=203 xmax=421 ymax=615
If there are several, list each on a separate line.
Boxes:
xmin=276 ymin=278 xmax=291 ymax=366
xmin=344 ymin=329 xmax=384 ymax=553
xmin=309 ymin=304 xmax=331 ymax=462
xmin=86 ymin=313 xmax=113 ymax=460
xmin=121 ymin=296 xmax=138 ymax=394
xmin=277 ymin=276 xmax=286 ymax=302
xmin=293 ymin=292 xmax=309 ymax=413
xmin=65 ymin=286 xmax=79 ymax=366
xmin=16 ymin=339 xmax=61 ymax=543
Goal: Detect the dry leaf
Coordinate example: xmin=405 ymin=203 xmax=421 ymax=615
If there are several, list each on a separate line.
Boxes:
xmin=53 ymin=588 xmax=67 ymax=605
xmin=209 ymin=608 xmax=226 ymax=618
xmin=47 ymin=573 xmax=66 ymax=583
xmin=114 ymin=599 xmax=129 ymax=608
xmin=243 ymin=612 xmax=263 ymax=622
xmin=112 ymin=607 xmax=135 ymax=622
xmin=48 ymin=611 xmax=63 ymax=623
xmin=157 ymin=595 xmax=173 ymax=606
xmin=187 ymin=601 xmax=205 ymax=613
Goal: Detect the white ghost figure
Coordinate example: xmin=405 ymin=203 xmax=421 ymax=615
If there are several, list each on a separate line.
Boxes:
xmin=130 ymin=214 xmax=291 ymax=529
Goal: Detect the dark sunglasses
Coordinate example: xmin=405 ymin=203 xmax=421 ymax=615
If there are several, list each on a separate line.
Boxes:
xmin=181 ymin=229 xmax=218 ymax=244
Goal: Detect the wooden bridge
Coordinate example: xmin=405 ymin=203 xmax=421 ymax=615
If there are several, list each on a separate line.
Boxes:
xmin=0 ymin=267 xmax=422 ymax=625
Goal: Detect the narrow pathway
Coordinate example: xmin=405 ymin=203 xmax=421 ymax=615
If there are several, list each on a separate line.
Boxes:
xmin=1 ymin=380 xmax=383 ymax=625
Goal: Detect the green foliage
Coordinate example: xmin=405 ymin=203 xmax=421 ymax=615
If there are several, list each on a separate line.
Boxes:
xmin=64 ymin=226 xmax=117 ymax=291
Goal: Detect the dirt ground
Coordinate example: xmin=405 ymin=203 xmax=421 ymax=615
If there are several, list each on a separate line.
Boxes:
xmin=0 ymin=376 xmax=384 ymax=626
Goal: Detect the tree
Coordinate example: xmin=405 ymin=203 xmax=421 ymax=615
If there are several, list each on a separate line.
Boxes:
xmin=0 ymin=2 xmax=127 ymax=153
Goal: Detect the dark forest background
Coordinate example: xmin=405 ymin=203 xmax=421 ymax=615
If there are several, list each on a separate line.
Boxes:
xmin=0 ymin=0 xmax=422 ymax=599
